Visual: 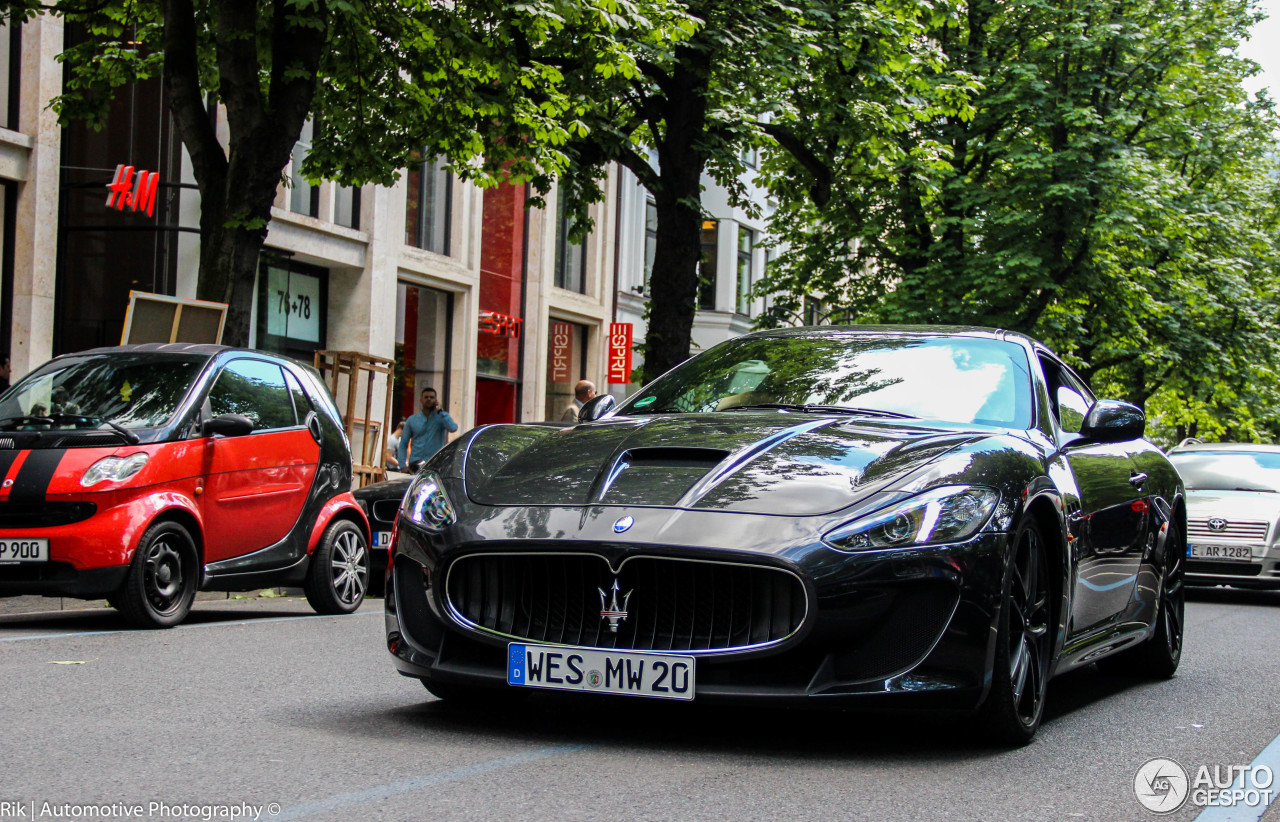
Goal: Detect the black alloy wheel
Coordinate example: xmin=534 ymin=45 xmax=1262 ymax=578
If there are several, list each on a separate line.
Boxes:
xmin=1097 ymin=517 xmax=1185 ymax=678
xmin=978 ymin=518 xmax=1053 ymax=745
xmin=116 ymin=520 xmax=199 ymax=629
xmin=305 ymin=519 xmax=369 ymax=615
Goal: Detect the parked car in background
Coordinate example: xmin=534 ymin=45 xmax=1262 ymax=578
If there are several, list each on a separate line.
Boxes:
xmin=354 ymin=475 xmax=412 ymax=593
xmin=0 ymin=343 xmax=371 ymax=627
xmin=384 ymin=326 xmax=1187 ymax=745
xmin=1166 ymin=441 xmax=1280 ymax=589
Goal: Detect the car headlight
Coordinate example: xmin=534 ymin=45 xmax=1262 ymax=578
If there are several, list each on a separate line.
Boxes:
xmin=80 ymin=453 xmax=150 ymax=487
xmin=824 ymin=485 xmax=1000 ymax=552
xmin=403 ymin=470 xmax=456 ymax=529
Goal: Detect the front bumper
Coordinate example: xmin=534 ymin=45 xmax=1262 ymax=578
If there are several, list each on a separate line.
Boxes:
xmin=1187 ymin=555 xmax=1280 ymax=588
xmin=385 ymin=513 xmax=1011 ymax=711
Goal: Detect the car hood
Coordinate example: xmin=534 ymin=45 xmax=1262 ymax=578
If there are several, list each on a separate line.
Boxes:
xmin=462 ymin=414 xmax=984 ymax=515
xmin=1185 ymin=490 xmax=1280 ymax=524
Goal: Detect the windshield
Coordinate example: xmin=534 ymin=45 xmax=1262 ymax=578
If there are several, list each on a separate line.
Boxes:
xmin=1170 ymin=452 xmax=1280 ymax=493
xmin=0 ymin=353 xmax=207 ymax=430
xmin=617 ymin=334 xmax=1034 ymax=428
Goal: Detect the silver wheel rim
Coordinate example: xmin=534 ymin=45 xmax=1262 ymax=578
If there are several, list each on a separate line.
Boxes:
xmin=331 ymin=530 xmax=367 ymax=606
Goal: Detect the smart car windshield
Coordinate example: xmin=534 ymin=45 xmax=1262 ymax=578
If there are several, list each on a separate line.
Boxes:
xmin=1169 ymin=452 xmax=1280 ymax=492
xmin=0 ymin=352 xmax=207 ymax=430
xmin=617 ymin=333 xmax=1034 ymax=428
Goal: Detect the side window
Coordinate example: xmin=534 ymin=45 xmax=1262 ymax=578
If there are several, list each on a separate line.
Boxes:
xmin=283 ymin=369 xmax=314 ymax=422
xmin=1040 ymin=355 xmax=1092 ymax=434
xmin=208 ymin=360 xmax=297 ymax=431
xmin=1055 ymin=384 xmax=1090 ymax=433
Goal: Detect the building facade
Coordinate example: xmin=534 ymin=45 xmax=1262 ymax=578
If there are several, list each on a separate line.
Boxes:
xmin=0 ymin=19 xmax=777 ymax=441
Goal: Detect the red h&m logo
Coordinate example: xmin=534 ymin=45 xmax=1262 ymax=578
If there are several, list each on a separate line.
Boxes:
xmin=105 ymin=164 xmax=160 ymax=218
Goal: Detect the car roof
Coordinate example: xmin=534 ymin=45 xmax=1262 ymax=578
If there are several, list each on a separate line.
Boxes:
xmin=741 ymin=324 xmax=1039 ymax=346
xmin=1168 ymin=442 xmax=1280 ymax=455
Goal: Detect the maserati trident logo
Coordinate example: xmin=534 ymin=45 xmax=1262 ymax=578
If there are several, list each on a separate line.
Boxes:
xmin=613 ymin=516 xmax=634 ymax=533
xmin=1208 ymin=517 xmax=1229 ymax=532
xmin=598 ymin=579 xmax=632 ymax=633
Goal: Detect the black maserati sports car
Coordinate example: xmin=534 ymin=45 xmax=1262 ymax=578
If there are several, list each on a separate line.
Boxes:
xmin=383 ymin=326 xmax=1186 ymax=744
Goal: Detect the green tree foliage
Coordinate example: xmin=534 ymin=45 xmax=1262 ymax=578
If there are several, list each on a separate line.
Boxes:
xmin=1 ymin=0 xmax=678 ymax=346
xmin=404 ymin=0 xmax=956 ymax=382
xmin=757 ymin=0 xmax=1280 ymax=444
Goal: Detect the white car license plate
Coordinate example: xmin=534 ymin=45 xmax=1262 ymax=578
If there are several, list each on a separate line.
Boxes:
xmin=375 ymin=531 xmax=392 ymax=548
xmin=0 ymin=538 xmax=48 ymax=563
xmin=508 ymin=644 xmax=695 ymax=701
xmin=1189 ymin=543 xmax=1257 ymax=561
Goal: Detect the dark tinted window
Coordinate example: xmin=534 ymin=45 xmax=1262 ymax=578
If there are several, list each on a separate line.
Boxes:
xmin=209 ymin=360 xmax=296 ymax=431
xmin=283 ymin=369 xmax=314 ymax=422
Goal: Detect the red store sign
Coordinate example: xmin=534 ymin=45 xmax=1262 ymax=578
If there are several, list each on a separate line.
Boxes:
xmin=608 ymin=323 xmax=633 ymax=384
xmin=550 ymin=322 xmax=572 ymax=383
xmin=105 ymin=164 xmax=160 ymax=218
xmin=479 ymin=310 xmax=523 ymax=339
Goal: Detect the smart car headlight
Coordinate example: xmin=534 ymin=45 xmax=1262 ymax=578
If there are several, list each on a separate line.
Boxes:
xmin=80 ymin=453 xmax=150 ymax=487
xmin=403 ymin=470 xmax=456 ymax=530
xmin=824 ymin=485 xmax=1000 ymax=552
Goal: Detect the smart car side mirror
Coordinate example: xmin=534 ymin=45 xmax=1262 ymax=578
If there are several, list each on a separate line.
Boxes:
xmin=577 ymin=394 xmax=616 ymax=422
xmin=1079 ymin=400 xmax=1145 ymax=443
xmin=203 ymin=413 xmax=254 ymax=438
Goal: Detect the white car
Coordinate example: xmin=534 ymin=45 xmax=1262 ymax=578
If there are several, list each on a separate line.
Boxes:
xmin=1167 ymin=441 xmax=1280 ymax=588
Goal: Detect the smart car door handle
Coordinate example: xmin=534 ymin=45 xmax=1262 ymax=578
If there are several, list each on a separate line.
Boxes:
xmin=1129 ymin=472 xmax=1148 ymax=487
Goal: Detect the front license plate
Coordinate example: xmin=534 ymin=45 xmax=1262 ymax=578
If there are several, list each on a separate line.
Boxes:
xmin=0 ymin=538 xmax=48 ymax=563
xmin=1189 ymin=543 xmax=1257 ymax=561
xmin=508 ymin=644 xmax=695 ymax=701
xmin=374 ymin=531 xmax=392 ymax=548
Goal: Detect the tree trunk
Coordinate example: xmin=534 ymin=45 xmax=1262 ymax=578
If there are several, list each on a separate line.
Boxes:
xmin=638 ymin=51 xmax=712 ymax=383
xmin=195 ymin=197 xmax=269 ymax=348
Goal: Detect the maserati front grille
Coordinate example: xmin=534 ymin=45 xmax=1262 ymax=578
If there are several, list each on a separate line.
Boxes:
xmin=444 ymin=552 xmax=808 ymax=654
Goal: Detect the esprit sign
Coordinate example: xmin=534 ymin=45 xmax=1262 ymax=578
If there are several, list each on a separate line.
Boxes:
xmin=608 ymin=323 xmax=633 ymax=384
xmin=550 ymin=322 xmax=572 ymax=383
xmin=105 ymin=164 xmax=160 ymax=218
xmin=479 ymin=310 xmax=523 ymax=339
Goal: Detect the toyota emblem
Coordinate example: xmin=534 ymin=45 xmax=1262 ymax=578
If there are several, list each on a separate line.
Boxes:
xmin=1208 ymin=517 xmax=1229 ymax=532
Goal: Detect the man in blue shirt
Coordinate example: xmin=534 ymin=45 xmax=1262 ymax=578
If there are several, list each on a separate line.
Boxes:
xmin=396 ymin=387 xmax=458 ymax=469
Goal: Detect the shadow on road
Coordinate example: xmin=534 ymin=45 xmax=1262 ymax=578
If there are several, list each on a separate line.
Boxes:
xmin=319 ymin=661 xmax=1159 ymax=763
xmin=0 ymin=597 xmax=346 ymax=634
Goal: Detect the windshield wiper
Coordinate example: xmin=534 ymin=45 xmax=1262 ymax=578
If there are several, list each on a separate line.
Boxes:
xmin=0 ymin=414 xmax=141 ymax=444
xmin=1231 ymin=487 xmax=1277 ymax=493
xmin=719 ymin=403 xmax=917 ymax=419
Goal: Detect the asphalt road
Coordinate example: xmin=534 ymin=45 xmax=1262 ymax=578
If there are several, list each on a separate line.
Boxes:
xmin=1 ymin=590 xmax=1278 ymax=822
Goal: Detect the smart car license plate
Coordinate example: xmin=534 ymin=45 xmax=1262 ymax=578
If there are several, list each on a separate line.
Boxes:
xmin=0 ymin=538 xmax=48 ymax=563
xmin=374 ymin=531 xmax=392 ymax=549
xmin=508 ymin=644 xmax=695 ymax=701
xmin=1189 ymin=543 xmax=1257 ymax=561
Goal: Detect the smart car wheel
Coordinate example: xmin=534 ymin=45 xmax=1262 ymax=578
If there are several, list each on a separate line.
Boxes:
xmin=305 ymin=519 xmax=369 ymax=615
xmin=1097 ymin=521 xmax=1185 ymax=678
xmin=116 ymin=521 xmax=199 ymax=629
xmin=977 ymin=518 xmax=1052 ymax=745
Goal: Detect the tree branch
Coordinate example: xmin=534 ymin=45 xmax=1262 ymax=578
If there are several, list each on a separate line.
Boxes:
xmin=761 ymin=121 xmax=831 ymax=207
xmin=161 ymin=0 xmax=226 ymax=188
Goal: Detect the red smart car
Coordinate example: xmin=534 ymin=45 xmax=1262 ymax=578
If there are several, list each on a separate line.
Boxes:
xmin=0 ymin=344 xmax=370 ymax=627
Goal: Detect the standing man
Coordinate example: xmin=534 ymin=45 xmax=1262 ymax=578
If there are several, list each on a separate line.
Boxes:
xmin=397 ymin=387 xmax=459 ymax=469
xmin=561 ymin=380 xmax=597 ymax=423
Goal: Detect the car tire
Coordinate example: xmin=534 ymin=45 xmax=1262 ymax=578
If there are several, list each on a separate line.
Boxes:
xmin=304 ymin=519 xmax=369 ymax=615
xmin=115 ymin=520 xmax=199 ymax=629
xmin=976 ymin=517 xmax=1053 ymax=746
xmin=1096 ymin=521 xmax=1185 ymax=678
xmin=420 ymin=677 xmax=529 ymax=707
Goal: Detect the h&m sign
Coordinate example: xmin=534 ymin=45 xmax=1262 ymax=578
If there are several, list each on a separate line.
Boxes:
xmin=105 ymin=164 xmax=160 ymax=218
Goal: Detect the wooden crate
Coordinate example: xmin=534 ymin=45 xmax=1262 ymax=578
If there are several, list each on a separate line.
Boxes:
xmin=313 ymin=350 xmax=395 ymax=488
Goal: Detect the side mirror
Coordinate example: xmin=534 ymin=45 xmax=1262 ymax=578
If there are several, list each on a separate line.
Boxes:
xmin=577 ymin=394 xmax=617 ymax=422
xmin=1079 ymin=400 xmax=1145 ymax=443
xmin=203 ymin=413 xmax=254 ymax=438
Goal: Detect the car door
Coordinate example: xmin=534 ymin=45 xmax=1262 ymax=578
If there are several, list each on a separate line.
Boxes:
xmin=1045 ymin=360 xmax=1148 ymax=634
xmin=199 ymin=358 xmax=321 ymax=564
